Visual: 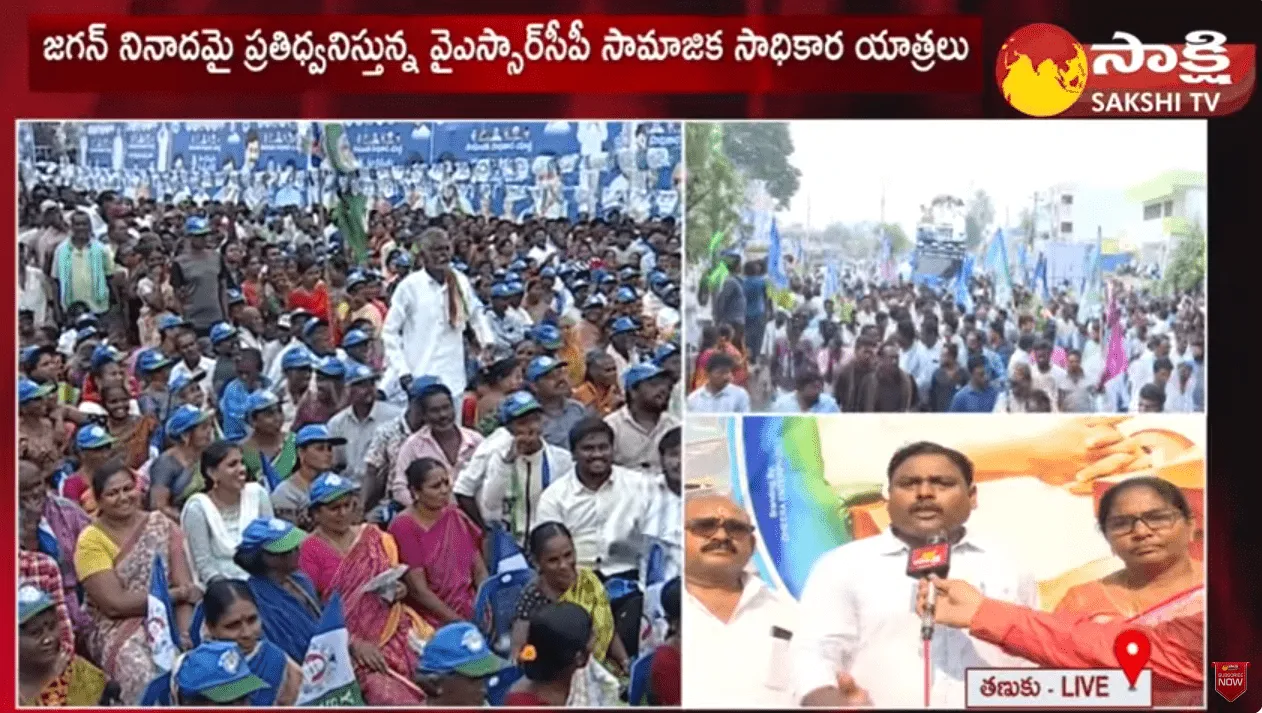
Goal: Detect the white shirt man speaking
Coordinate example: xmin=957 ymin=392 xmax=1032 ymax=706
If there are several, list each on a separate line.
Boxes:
xmin=790 ymin=442 xmax=1037 ymax=708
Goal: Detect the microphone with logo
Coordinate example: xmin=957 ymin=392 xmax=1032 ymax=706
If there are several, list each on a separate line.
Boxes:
xmin=906 ymin=532 xmax=951 ymax=641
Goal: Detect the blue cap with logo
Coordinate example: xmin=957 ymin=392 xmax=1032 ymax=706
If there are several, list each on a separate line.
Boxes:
xmin=76 ymin=423 xmax=117 ymax=450
xmin=346 ymin=271 xmax=370 ymax=291
xmin=75 ymin=326 xmax=99 ymax=346
xmin=417 ymin=622 xmax=509 ymax=677
xmin=390 ymin=251 xmax=412 ymax=270
xmin=598 ymin=273 xmax=618 ymax=285
xmin=610 ymin=316 xmax=639 ymax=335
xmin=209 ymin=322 xmax=239 ymax=346
xmin=245 ymin=390 xmax=280 ymax=417
xmin=509 ymin=259 xmax=528 ymax=272
xmin=295 ymin=423 xmax=348 ymax=448
xmin=654 ymin=342 xmax=681 ymax=364
xmin=615 ymin=287 xmax=638 ymax=304
xmin=225 ymin=288 xmax=246 ymax=306
xmin=582 ymin=294 xmax=605 ymax=310
xmin=309 ymin=473 xmax=357 ymax=506
xmin=184 ymin=216 xmax=212 ymax=236
xmin=407 ymin=375 xmax=447 ymax=401
xmin=281 ymin=348 xmax=315 ymax=371
xmin=302 ymin=318 xmax=330 ymax=340
xmin=525 ymin=355 xmax=567 ymax=382
xmin=238 ymin=517 xmax=306 ymax=555
xmin=498 ymin=390 xmax=542 ymax=423
xmin=619 ymin=266 xmax=639 ymax=280
xmin=175 ymin=641 xmax=270 ymax=704
xmin=648 ymin=270 xmax=670 ymax=287
xmin=531 ymin=324 xmax=563 ymax=350
xmin=315 ymin=358 xmax=345 ymax=379
xmin=540 ymin=266 xmax=557 ymax=279
xmin=89 ymin=344 xmax=121 ymax=372
xmin=490 ymin=283 xmax=512 ymax=299
xmin=344 ymin=362 xmax=379 ymax=386
xmin=506 ymin=281 xmax=525 ymax=296
xmin=18 ymin=377 xmax=55 ymax=404
xmin=136 ymin=349 xmax=175 ymax=375
xmin=166 ymin=405 xmax=212 ymax=439
xmin=158 ymin=314 xmax=191 ymax=334
xmin=624 ymin=363 xmax=667 ymax=392
xmin=341 ymin=329 xmax=371 ymax=349
xmin=19 ymin=584 xmax=56 ymax=626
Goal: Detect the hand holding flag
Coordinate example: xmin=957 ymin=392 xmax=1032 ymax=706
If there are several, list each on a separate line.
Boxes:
xmin=146 ymin=554 xmax=181 ymax=673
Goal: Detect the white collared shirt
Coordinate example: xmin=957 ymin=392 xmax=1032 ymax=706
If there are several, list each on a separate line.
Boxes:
xmin=534 ymin=465 xmax=656 ymax=576
xmin=790 ymin=529 xmax=1037 ymax=708
xmin=600 ymin=473 xmax=682 ymax=585
xmin=380 ymin=268 xmax=493 ymax=399
xmin=683 ymin=575 xmax=799 ymax=708
xmin=453 ymin=427 xmax=574 ymax=542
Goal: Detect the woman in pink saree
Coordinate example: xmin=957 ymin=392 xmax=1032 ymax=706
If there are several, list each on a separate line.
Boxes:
xmin=1055 ymin=476 xmax=1204 ymax=707
xmin=297 ymin=473 xmax=433 ymax=705
xmin=387 ymin=458 xmax=488 ymax=627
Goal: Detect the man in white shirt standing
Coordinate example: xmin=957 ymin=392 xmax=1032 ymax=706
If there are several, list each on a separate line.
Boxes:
xmin=381 ymin=227 xmax=493 ymax=401
xmin=791 ymin=441 xmax=1037 ymax=708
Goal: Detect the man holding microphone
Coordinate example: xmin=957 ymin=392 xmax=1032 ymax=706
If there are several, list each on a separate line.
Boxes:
xmin=789 ymin=442 xmax=1038 ymax=707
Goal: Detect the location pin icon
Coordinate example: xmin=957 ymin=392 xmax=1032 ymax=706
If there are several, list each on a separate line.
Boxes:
xmin=1113 ymin=629 xmax=1151 ymax=690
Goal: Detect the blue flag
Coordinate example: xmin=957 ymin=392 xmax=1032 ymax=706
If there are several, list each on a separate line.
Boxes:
xmin=260 ymin=455 xmax=282 ymax=492
xmin=146 ymin=554 xmax=180 ymax=672
xmin=767 ymin=218 xmax=789 ymax=289
xmin=297 ymin=594 xmax=365 ymax=705
xmin=954 ymin=255 xmax=976 ymax=314
xmin=984 ymin=229 xmax=1014 ymax=307
xmin=1033 ymin=253 xmax=1051 ymax=303
xmin=823 ymin=263 xmax=841 ymax=300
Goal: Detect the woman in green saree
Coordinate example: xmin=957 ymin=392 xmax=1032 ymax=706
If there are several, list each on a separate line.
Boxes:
xmin=238 ymin=391 xmax=298 ymax=487
xmin=148 ymin=404 xmax=216 ymax=522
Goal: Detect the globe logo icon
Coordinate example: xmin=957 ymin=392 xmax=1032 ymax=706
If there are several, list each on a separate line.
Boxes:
xmin=996 ymin=24 xmax=1089 ymax=117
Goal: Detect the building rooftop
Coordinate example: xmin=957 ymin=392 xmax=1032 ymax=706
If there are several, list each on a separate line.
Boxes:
xmin=1125 ymin=170 xmax=1207 ymax=204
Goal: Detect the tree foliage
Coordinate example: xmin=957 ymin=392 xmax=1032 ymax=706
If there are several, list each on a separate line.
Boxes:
xmin=721 ymin=123 xmax=801 ymax=210
xmin=964 ymin=190 xmax=995 ymax=250
xmin=1164 ymin=222 xmax=1206 ymax=295
xmin=879 ymin=222 xmax=911 ymax=256
xmin=685 ymin=123 xmax=745 ymax=261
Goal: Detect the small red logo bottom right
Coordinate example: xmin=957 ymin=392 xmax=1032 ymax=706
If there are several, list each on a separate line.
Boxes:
xmin=1214 ymin=662 xmax=1249 ymax=703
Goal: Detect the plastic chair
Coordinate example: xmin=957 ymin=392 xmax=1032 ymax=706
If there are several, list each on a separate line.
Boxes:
xmin=472 ymin=568 xmax=535 ymax=656
xmin=485 ymin=665 xmax=524 ymax=706
xmin=627 ymin=649 xmax=657 ymax=706
xmin=644 ymin=541 xmax=666 ymax=586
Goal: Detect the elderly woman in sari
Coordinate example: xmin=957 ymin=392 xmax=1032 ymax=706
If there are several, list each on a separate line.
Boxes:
xmin=1052 ymin=476 xmax=1203 ymax=706
xmin=149 ymin=404 xmax=216 ymax=522
xmin=297 ymin=473 xmax=432 ymax=704
xmin=19 ymin=584 xmax=113 ymax=706
xmin=511 ymin=522 xmax=629 ymax=675
xmin=181 ymin=441 xmax=273 ymax=586
xmin=75 ymin=460 xmax=199 ymax=704
xmin=387 ymin=457 xmax=488 ymax=627
xmin=20 ymin=460 xmax=92 ymax=633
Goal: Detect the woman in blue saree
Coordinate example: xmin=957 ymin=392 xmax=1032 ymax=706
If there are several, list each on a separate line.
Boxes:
xmin=232 ymin=517 xmax=322 ymax=665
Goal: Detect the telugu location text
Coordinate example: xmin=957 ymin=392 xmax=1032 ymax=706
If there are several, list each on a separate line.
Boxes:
xmin=1090 ymin=90 xmax=1222 ymax=114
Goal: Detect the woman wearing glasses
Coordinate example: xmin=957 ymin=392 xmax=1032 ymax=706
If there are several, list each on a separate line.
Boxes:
xmin=919 ymin=476 xmax=1203 ymax=707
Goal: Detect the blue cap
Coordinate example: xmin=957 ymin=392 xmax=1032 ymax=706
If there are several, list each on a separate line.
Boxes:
xmin=509 ymin=259 xmax=528 ymax=271
xmin=18 ymin=377 xmax=55 ymax=404
xmin=525 ymin=355 xmax=567 ymax=382
xmin=238 ymin=517 xmax=306 ymax=555
xmin=531 ymin=324 xmax=563 ymax=350
xmin=598 ymin=273 xmax=618 ymax=285
xmin=168 ymin=369 xmax=206 ymax=394
xmin=158 ymin=314 xmax=191 ymax=333
xmin=245 ymin=390 xmax=280 ymax=417
xmin=294 ymin=424 xmax=348 ymax=448
xmin=611 ymin=316 xmax=639 ymax=335
xmin=166 ymin=405 xmax=212 ymax=439
xmin=648 ymin=270 xmax=670 ymax=287
xmin=209 ymin=322 xmax=238 ymax=346
xmin=75 ymin=326 xmax=99 ymax=345
xmin=75 ymin=423 xmax=117 ymax=450
xmin=346 ymin=271 xmax=370 ymax=290
xmin=490 ymin=283 xmax=512 ymax=299
xmin=90 ymin=344 xmax=121 ymax=371
xmin=309 ymin=473 xmax=357 ymax=506
xmin=654 ymin=342 xmax=681 ymax=364
xmin=302 ymin=318 xmax=329 ymax=340
xmin=75 ymin=314 xmax=100 ymax=330
xmin=175 ymin=641 xmax=270 ymax=703
xmin=407 ymin=375 xmax=447 ymax=401
xmin=540 ymin=267 xmax=557 ymax=279
xmin=615 ymin=287 xmax=638 ymax=304
xmin=582 ymin=294 xmax=605 ymax=310
xmin=341 ymin=329 xmax=371 ymax=348
xmin=506 ymin=281 xmax=525 ymax=296
xmin=344 ymin=362 xmax=379 ymax=386
xmin=570 ymin=278 xmax=590 ymax=292
xmin=136 ymin=349 xmax=175 ymax=375
xmin=281 ymin=348 xmax=314 ymax=371
xmin=624 ymin=363 xmax=667 ymax=391
xmin=18 ymin=584 xmax=56 ymax=626
xmin=492 ymin=268 xmax=507 ymax=279
xmin=505 ymin=272 xmax=522 ymax=285
xmin=417 ymin=622 xmax=509 ymax=677
xmin=452 ymin=260 xmax=469 ymax=273
xmin=315 ymin=357 xmax=345 ymax=379
xmin=558 ymin=263 xmax=577 ymax=276
xmin=498 ymin=391 xmax=542 ymax=423
xmin=390 ymin=251 xmax=412 ymax=269
xmin=225 ymin=288 xmax=246 ymax=306
xmin=184 ymin=216 xmax=211 ymax=236
xmin=619 ymin=266 xmax=639 ymax=279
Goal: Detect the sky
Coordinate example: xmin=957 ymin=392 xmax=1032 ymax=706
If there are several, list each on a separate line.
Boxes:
xmin=777 ymin=120 xmax=1207 ymax=232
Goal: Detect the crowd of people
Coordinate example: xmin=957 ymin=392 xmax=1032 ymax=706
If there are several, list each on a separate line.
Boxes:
xmin=17 ymin=177 xmax=685 ymax=707
xmin=688 ymin=253 xmax=1205 ymax=415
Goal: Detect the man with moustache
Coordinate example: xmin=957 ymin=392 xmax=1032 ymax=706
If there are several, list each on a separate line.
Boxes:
xmin=790 ymin=442 xmax=1036 ymax=708
xmin=683 ymin=492 xmax=869 ymax=708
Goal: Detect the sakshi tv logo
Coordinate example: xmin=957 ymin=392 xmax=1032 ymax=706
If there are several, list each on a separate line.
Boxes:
xmin=995 ymin=23 xmax=1256 ymax=117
